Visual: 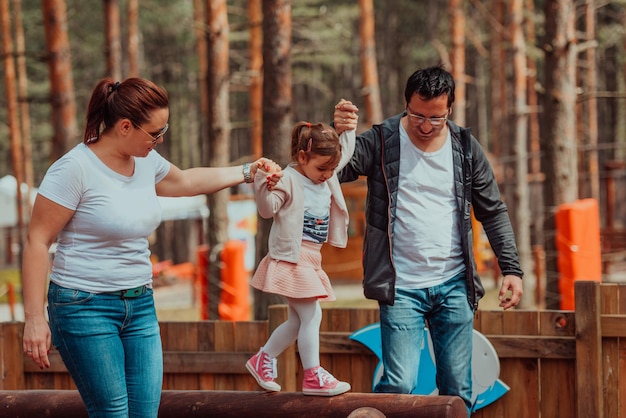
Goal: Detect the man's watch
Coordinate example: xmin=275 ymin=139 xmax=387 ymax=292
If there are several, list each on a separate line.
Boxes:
xmin=242 ymin=163 xmax=253 ymax=183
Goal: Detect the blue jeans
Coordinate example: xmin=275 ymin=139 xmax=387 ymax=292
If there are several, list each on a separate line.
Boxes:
xmin=48 ymin=282 xmax=163 ymax=418
xmin=374 ymin=272 xmax=474 ymax=415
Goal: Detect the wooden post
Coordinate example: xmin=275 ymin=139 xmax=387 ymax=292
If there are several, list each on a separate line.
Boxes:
xmin=575 ymin=280 xmax=603 ymax=418
xmin=0 ymin=390 xmax=467 ymax=418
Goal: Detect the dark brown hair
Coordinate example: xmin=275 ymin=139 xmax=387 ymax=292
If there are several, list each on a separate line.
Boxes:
xmin=83 ymin=77 xmax=169 ymax=144
xmin=290 ymin=121 xmax=341 ymax=167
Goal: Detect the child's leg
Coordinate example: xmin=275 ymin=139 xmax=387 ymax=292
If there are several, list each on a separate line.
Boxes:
xmin=246 ymin=301 xmax=303 ymax=392
xmin=288 ymin=298 xmax=350 ymax=396
xmin=287 ymin=297 xmax=322 ymax=369
xmin=263 ymin=303 xmax=301 ymax=358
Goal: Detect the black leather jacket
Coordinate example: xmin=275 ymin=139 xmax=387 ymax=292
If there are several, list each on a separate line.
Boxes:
xmin=338 ymin=113 xmax=523 ymax=308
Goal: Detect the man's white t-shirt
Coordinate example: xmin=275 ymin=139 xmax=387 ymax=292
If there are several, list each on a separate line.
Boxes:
xmin=392 ymin=124 xmax=465 ymax=289
xmin=38 ymin=143 xmax=170 ymax=293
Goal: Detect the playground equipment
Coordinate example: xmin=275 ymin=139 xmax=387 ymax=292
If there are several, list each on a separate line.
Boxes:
xmin=196 ymin=240 xmax=250 ymax=321
xmin=0 ymin=390 xmax=467 ymax=418
xmin=555 ymin=198 xmax=602 ymax=310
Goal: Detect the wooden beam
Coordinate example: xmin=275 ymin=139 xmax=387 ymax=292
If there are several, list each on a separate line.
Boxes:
xmin=601 ymin=315 xmax=626 ymax=337
xmin=0 ymin=390 xmax=467 ymax=418
xmin=24 ymin=351 xmax=254 ymax=374
xmin=23 ymin=332 xmax=577 ymax=374
xmin=487 ymin=335 xmax=576 ymax=359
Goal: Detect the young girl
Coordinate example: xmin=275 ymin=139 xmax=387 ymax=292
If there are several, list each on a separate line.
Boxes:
xmin=246 ymin=103 xmax=358 ymax=397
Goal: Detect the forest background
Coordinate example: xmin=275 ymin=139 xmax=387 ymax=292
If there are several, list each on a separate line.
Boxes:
xmin=1 ymin=0 xmax=626 ymax=316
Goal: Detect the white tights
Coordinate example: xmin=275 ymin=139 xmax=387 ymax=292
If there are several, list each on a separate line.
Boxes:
xmin=262 ymin=297 xmax=322 ymax=370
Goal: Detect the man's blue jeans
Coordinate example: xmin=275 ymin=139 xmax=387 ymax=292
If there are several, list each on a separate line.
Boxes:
xmin=374 ymin=272 xmax=474 ymax=414
xmin=48 ymin=282 xmax=163 ymax=418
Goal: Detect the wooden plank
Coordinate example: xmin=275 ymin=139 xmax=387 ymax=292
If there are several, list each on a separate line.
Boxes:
xmin=540 ymin=359 xmax=576 ymax=418
xmin=162 ymin=351 xmax=251 ymax=373
xmin=234 ymin=321 xmax=267 ymax=390
xmin=539 ymin=311 xmax=576 ymax=418
xmin=476 ymin=310 xmax=504 ymax=335
xmin=164 ymin=321 xmax=199 ymax=390
xmin=326 ymin=310 xmax=353 ymax=393
xmin=213 ymin=321 xmax=236 ymax=390
xmin=320 ymin=332 xmax=376 ymax=354
xmin=575 ymin=280 xmax=603 ymax=418
xmin=197 ymin=321 xmax=216 ymax=390
xmin=616 ymin=284 xmax=626 ymax=418
xmin=619 ymin=341 xmax=626 ymax=418
xmin=500 ymin=310 xmax=539 ymax=418
xmin=0 ymin=323 xmax=24 ymax=389
xmin=348 ymin=308 xmax=378 ymax=393
xmin=473 ymin=310 xmax=504 ymax=418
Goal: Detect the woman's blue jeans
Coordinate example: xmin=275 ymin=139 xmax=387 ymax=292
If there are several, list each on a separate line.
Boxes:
xmin=374 ymin=273 xmax=474 ymax=415
xmin=48 ymin=282 xmax=163 ymax=418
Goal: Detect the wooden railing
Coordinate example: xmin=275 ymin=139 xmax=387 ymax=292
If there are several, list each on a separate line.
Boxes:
xmin=1 ymin=281 xmax=625 ymax=418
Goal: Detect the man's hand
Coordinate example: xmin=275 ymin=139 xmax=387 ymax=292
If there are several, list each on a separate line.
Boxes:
xmin=498 ymin=275 xmax=523 ymax=310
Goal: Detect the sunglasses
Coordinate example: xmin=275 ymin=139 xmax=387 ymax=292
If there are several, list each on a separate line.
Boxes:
xmin=136 ymin=123 xmax=169 ymax=144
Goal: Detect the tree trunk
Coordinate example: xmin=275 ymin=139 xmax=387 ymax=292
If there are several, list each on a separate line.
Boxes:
xmin=42 ymin=0 xmax=78 ymax=161
xmin=525 ymin=0 xmax=545 ymax=306
xmin=13 ymin=0 xmax=34 ymax=196
xmin=448 ymin=0 xmax=465 ymax=126
xmin=104 ymin=0 xmax=122 ymax=80
xmin=205 ymin=0 xmax=231 ymax=320
xmin=127 ymin=0 xmax=139 ymax=77
xmin=542 ymin=0 xmax=578 ymax=310
xmin=358 ymin=0 xmax=382 ymax=126
xmin=510 ymin=0 xmax=532 ymax=308
xmin=194 ymin=0 xmax=209 ymax=156
xmin=254 ymin=0 xmax=292 ymax=320
xmin=1 ymin=0 xmax=26 ymax=257
xmin=489 ymin=0 xmax=506 ymax=158
xmin=248 ymin=0 xmax=262 ymax=159
xmin=583 ymin=0 xmax=599 ymax=201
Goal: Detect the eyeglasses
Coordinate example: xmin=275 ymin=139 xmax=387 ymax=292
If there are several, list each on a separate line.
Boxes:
xmin=406 ymin=106 xmax=449 ymax=127
xmin=136 ymin=123 xmax=169 ymax=144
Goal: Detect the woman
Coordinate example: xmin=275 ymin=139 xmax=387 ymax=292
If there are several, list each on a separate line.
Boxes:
xmin=21 ymin=77 xmax=281 ymax=417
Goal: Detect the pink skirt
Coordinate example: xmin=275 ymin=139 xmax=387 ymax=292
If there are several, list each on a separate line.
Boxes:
xmin=251 ymin=240 xmax=336 ymax=301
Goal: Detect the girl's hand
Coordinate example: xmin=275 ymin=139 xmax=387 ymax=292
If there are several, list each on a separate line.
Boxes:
xmin=253 ymin=158 xmax=283 ymax=190
xmin=334 ymin=99 xmax=359 ymax=134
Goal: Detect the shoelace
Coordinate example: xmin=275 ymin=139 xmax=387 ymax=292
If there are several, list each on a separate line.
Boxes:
xmin=260 ymin=353 xmax=277 ymax=379
xmin=316 ymin=367 xmax=337 ymax=386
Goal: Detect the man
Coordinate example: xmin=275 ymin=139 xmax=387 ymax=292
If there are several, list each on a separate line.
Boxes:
xmin=335 ymin=66 xmax=523 ymax=415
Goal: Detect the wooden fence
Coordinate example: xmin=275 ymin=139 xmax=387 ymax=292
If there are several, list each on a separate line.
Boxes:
xmin=1 ymin=281 xmax=625 ymax=417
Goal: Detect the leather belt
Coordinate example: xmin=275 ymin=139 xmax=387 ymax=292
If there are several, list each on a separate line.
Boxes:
xmin=105 ymin=285 xmax=149 ymax=298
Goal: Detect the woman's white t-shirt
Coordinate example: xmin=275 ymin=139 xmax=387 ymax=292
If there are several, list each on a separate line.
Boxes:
xmin=38 ymin=143 xmax=170 ymax=293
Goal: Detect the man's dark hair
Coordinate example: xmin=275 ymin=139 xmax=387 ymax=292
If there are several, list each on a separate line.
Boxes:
xmin=404 ymin=65 xmax=455 ymax=108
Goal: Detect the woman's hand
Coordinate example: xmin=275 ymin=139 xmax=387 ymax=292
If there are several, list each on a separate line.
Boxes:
xmin=334 ymin=99 xmax=359 ymax=134
xmin=252 ymin=158 xmax=283 ymax=190
xmin=23 ymin=315 xmax=51 ymax=369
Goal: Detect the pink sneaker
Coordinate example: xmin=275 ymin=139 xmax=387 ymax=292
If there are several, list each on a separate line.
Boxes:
xmin=302 ymin=366 xmax=351 ymax=396
xmin=246 ymin=347 xmax=281 ymax=392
